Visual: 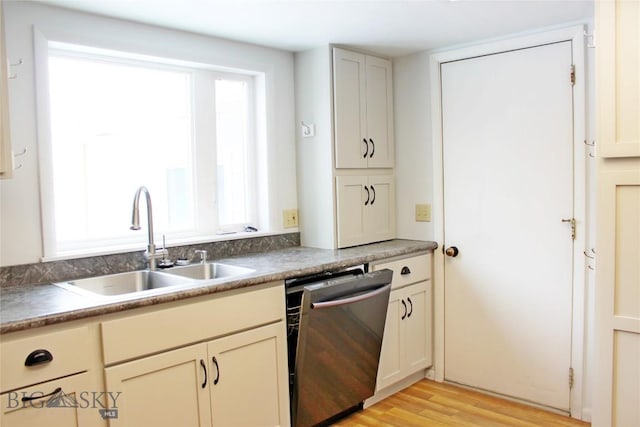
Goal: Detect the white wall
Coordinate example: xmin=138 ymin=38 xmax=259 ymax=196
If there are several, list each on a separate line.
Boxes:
xmin=0 ymin=1 xmax=296 ymax=266
xmin=294 ymin=47 xmax=336 ymax=249
xmin=393 ymin=51 xmax=434 ymax=241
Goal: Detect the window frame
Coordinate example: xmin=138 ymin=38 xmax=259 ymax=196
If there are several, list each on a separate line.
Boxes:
xmin=37 ymin=41 xmax=259 ymax=259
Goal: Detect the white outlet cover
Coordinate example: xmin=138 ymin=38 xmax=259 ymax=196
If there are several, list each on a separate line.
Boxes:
xmin=301 ymin=123 xmax=315 ymax=138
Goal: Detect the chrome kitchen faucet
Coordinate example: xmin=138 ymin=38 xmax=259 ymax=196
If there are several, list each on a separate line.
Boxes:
xmin=130 ymin=186 xmax=167 ymax=270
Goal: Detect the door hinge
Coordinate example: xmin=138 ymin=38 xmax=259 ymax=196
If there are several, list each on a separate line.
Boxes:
xmin=570 ymin=65 xmax=576 ymax=86
xmin=569 ymin=367 xmax=574 ymax=389
xmin=561 ymin=218 xmax=576 ymax=240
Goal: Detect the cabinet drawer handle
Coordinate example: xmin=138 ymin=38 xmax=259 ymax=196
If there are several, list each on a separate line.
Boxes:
xmin=364 ymin=185 xmax=370 ymax=206
xmin=25 ymin=349 xmax=53 ymax=367
xmin=200 ymin=359 xmax=207 ymax=389
xmin=407 ymin=297 xmax=413 ymax=318
xmin=370 ymin=185 xmax=376 ymax=205
xmin=400 ymin=266 xmax=411 ymax=275
xmin=369 ymin=138 xmax=375 ymax=158
xmin=212 ymin=356 xmax=220 ymax=385
xmin=401 ymin=299 xmax=407 ymax=320
xmin=363 ymin=138 xmax=369 ymax=158
xmin=21 ymin=387 xmax=62 ymax=402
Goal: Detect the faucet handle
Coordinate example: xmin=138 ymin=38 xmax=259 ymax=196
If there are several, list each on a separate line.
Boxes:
xmin=194 ymin=249 xmax=208 ymax=264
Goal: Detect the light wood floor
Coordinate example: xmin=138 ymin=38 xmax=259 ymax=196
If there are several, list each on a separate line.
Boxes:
xmin=333 ymin=380 xmax=590 ymax=427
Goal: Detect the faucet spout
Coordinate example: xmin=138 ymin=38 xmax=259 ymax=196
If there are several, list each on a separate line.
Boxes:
xmin=131 ymin=186 xmax=166 ymax=270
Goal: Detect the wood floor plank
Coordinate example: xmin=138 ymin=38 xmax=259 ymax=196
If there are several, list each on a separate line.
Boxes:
xmin=332 ymin=380 xmax=590 ymax=427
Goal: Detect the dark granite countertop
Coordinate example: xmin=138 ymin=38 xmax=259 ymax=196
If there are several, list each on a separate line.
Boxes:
xmin=0 ymin=239 xmax=437 ymax=334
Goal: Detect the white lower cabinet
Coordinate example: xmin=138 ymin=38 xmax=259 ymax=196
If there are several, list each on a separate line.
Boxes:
xmin=0 ymin=324 xmax=102 ymax=427
xmin=105 ymin=344 xmax=211 ymax=427
xmin=104 ymin=321 xmax=289 ymax=427
xmin=371 ymin=253 xmax=433 ymax=394
xmin=1 ymin=372 xmax=99 ymax=427
xmin=208 ymin=323 xmax=289 ymax=426
xmin=376 ymin=281 xmax=431 ymax=391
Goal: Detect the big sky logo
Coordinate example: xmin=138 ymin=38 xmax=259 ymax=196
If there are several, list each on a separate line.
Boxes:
xmin=5 ymin=389 xmax=121 ymax=419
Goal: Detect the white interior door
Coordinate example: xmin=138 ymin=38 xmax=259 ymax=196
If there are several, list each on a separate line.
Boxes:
xmin=442 ymin=41 xmax=574 ymax=411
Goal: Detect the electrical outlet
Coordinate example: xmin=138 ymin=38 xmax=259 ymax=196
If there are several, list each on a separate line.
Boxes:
xmin=415 ymin=204 xmax=431 ymax=222
xmin=283 ymin=209 xmax=299 ymax=228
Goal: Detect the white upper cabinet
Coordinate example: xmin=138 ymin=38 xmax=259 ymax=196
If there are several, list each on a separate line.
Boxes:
xmin=333 ymin=48 xmax=394 ymax=168
xmin=336 ymin=175 xmax=395 ymax=248
xmin=596 ymin=0 xmax=640 ymax=157
xmin=295 ymin=46 xmax=396 ymax=249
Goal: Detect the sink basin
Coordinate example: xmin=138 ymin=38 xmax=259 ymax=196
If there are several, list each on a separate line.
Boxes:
xmin=53 ymin=270 xmax=197 ymax=298
xmin=162 ymin=262 xmax=255 ymax=281
xmin=53 ymin=263 xmax=255 ymax=299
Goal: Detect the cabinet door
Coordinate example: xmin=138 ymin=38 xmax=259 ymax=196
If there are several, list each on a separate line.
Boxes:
xmin=376 ymin=281 xmax=432 ymax=392
xmin=376 ymin=288 xmax=404 ymax=391
xmin=597 ymin=0 xmax=640 ymax=157
xmin=594 ymin=171 xmax=640 ymax=427
xmin=365 ymin=175 xmax=395 ymax=243
xmin=333 ymin=48 xmax=367 ymax=169
xmin=208 ymin=322 xmax=289 ymax=427
xmin=365 ymin=56 xmax=394 ymax=168
xmin=1 ymin=372 xmax=101 ymax=427
xmin=336 ymin=175 xmax=368 ymax=248
xmin=105 ymin=344 xmax=211 ymax=427
xmin=336 ymin=175 xmax=395 ymax=248
xmin=404 ymin=281 xmax=431 ymax=373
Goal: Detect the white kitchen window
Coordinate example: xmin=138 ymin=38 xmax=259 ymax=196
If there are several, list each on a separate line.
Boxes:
xmin=41 ymin=45 xmax=259 ymax=257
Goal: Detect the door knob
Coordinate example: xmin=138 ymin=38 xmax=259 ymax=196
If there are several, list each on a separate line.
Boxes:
xmin=445 ymin=246 xmax=459 ymax=257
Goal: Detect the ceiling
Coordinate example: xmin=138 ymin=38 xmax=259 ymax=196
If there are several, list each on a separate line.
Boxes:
xmin=35 ymin=0 xmax=594 ymax=57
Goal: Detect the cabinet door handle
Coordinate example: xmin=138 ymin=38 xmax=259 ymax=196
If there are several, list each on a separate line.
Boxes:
xmin=200 ymin=359 xmax=207 ymax=389
xmin=369 ymin=138 xmax=375 ymax=158
xmin=407 ymin=297 xmax=413 ymax=318
xmin=364 ymin=185 xmax=370 ymax=206
xmin=400 ymin=266 xmax=411 ymax=275
xmin=363 ymin=138 xmax=369 ymax=158
xmin=25 ymin=349 xmax=53 ymax=366
xmin=401 ymin=299 xmax=407 ymax=320
xmin=212 ymin=356 xmax=220 ymax=385
xmin=21 ymin=387 xmax=62 ymax=402
xmin=370 ymin=185 xmax=376 ymax=205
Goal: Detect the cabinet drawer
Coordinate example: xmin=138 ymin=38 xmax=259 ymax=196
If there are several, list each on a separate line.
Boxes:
xmin=371 ymin=253 xmax=431 ymax=289
xmin=0 ymin=326 xmax=90 ymax=393
xmin=1 ymin=372 xmax=101 ymax=427
xmin=101 ymin=283 xmax=285 ymax=365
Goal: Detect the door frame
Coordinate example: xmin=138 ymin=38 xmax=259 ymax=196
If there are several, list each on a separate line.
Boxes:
xmin=429 ymin=26 xmax=587 ymax=419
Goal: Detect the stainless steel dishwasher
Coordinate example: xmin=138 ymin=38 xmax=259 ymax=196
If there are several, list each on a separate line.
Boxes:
xmin=285 ymin=268 xmax=393 ymax=426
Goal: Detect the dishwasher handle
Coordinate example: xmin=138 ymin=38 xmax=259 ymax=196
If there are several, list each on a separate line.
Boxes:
xmin=311 ymin=283 xmax=391 ymax=309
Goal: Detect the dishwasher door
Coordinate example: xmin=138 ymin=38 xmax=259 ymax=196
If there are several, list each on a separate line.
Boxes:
xmin=293 ymin=269 xmax=393 ymax=427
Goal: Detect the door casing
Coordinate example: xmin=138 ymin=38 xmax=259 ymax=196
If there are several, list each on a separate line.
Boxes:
xmin=428 ymin=25 xmax=588 ymax=419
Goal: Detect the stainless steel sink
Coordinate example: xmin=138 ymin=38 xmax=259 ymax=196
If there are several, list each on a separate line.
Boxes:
xmin=53 ymin=263 xmax=255 ymax=299
xmin=53 ymin=270 xmax=197 ymax=298
xmin=162 ymin=262 xmax=255 ymax=281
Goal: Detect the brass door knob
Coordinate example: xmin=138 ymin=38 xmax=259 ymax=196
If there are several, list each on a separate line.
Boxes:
xmin=445 ymin=246 xmax=459 ymax=257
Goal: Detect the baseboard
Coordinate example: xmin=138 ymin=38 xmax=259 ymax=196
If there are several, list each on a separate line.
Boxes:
xmin=425 ymin=367 xmax=435 ymax=380
xmin=364 ymin=370 xmax=427 ymax=408
xmin=444 ymin=380 xmax=571 ymax=417
xmin=581 ymin=407 xmax=592 ymax=422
